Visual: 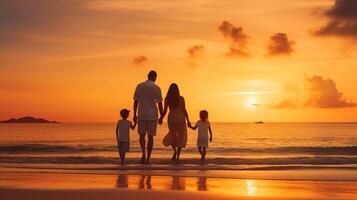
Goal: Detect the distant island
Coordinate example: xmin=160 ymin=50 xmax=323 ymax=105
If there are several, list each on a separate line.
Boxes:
xmin=0 ymin=116 xmax=58 ymax=123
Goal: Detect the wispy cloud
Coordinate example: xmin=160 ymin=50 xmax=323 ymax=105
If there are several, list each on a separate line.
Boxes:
xmin=218 ymin=90 xmax=274 ymax=96
xmin=133 ymin=55 xmax=148 ymax=65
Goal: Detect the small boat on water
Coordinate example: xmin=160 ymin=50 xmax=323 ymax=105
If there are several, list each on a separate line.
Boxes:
xmin=254 ymin=121 xmax=264 ymax=124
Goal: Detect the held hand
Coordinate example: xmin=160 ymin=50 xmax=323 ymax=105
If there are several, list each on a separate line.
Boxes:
xmin=158 ymin=118 xmax=163 ymax=125
xmin=187 ymin=121 xmax=191 ymax=128
xmin=133 ymin=115 xmax=137 ymax=123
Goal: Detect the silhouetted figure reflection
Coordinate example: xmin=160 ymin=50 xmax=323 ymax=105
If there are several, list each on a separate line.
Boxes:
xmin=197 ymin=177 xmax=207 ymax=191
xmin=116 ymin=175 xmax=128 ymax=188
xmin=139 ymin=175 xmax=152 ymax=190
xmin=171 ymin=176 xmax=186 ymax=190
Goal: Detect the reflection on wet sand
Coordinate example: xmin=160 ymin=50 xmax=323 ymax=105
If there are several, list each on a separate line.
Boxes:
xmin=0 ymin=172 xmax=356 ymax=199
xmin=113 ymin=174 xmax=357 ymax=199
xmin=116 ymin=174 xmax=128 ymax=188
xmin=197 ymin=177 xmax=207 ymax=191
xmin=115 ymin=175 xmax=205 ymax=192
xmin=139 ymin=175 xmax=152 ymax=190
xmin=171 ymin=176 xmax=186 ymax=190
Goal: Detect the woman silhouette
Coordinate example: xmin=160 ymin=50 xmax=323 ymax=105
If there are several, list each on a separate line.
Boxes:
xmin=159 ymin=83 xmax=191 ymax=161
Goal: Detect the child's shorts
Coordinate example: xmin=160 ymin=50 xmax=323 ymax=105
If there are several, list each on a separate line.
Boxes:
xmin=117 ymin=141 xmax=130 ymax=152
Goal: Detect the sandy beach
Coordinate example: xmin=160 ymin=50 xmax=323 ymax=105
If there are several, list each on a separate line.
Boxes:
xmin=1 ymin=167 xmax=357 ymax=200
xmin=0 ymin=188 xmax=324 ymax=200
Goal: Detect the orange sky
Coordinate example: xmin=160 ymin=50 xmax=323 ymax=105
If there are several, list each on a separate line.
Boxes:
xmin=1 ymin=0 xmax=357 ymax=122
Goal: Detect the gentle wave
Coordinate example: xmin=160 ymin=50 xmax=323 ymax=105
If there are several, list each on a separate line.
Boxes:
xmin=1 ymin=144 xmax=357 ymax=155
xmin=1 ymin=156 xmax=357 ymax=165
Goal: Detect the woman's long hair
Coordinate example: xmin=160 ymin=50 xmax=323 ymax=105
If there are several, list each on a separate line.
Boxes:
xmin=166 ymin=83 xmax=180 ymax=108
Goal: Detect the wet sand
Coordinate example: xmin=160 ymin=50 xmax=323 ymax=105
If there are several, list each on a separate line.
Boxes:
xmin=1 ymin=170 xmax=357 ymax=200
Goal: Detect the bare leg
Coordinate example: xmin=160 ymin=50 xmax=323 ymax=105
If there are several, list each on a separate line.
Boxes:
xmin=198 ymin=147 xmax=204 ymax=160
xmin=146 ymin=135 xmax=154 ymax=164
xmin=119 ymin=152 xmax=125 ymax=165
xmin=176 ymin=147 xmax=182 ymax=161
xmin=202 ymin=147 xmax=207 ymax=160
xmin=139 ymin=135 xmax=146 ymax=164
xmin=171 ymin=145 xmax=177 ymax=160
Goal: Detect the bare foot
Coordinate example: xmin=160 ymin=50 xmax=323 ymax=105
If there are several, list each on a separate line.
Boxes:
xmin=171 ymin=152 xmax=177 ymax=161
xmin=140 ymin=154 xmax=146 ymax=164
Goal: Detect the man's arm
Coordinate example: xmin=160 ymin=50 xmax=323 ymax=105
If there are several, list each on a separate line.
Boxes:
xmin=159 ymin=99 xmax=168 ymax=125
xmin=156 ymin=86 xmax=163 ymax=120
xmin=133 ymin=100 xmax=138 ymax=123
xmin=158 ymin=102 xmax=163 ymax=118
xmin=209 ymin=125 xmax=213 ymax=142
xmin=115 ymin=122 xmax=119 ymax=142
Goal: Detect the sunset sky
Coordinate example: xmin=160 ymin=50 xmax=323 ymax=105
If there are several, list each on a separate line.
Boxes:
xmin=1 ymin=0 xmax=357 ymax=122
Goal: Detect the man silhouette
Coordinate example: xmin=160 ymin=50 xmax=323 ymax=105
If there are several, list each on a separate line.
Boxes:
xmin=133 ymin=70 xmax=163 ymax=164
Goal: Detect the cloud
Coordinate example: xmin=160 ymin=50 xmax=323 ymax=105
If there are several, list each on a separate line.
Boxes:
xmin=187 ymin=45 xmax=204 ymax=58
xmin=305 ymin=75 xmax=355 ymax=108
xmin=267 ymin=33 xmax=295 ymax=56
xmin=314 ymin=0 xmax=357 ymax=38
xmin=218 ymin=21 xmax=250 ymax=57
xmin=133 ymin=56 xmax=148 ymax=65
xmin=270 ymin=99 xmax=300 ymax=109
xmin=270 ymin=75 xmax=355 ymax=109
xmin=0 ymin=0 xmax=205 ymax=52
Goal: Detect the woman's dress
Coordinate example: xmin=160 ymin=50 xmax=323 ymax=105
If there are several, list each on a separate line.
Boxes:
xmin=167 ymin=96 xmax=187 ymax=148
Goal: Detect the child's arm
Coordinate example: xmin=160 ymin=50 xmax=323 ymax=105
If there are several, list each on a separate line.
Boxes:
xmin=130 ymin=121 xmax=137 ymax=130
xmin=209 ymin=125 xmax=213 ymax=142
xmin=115 ymin=122 xmax=119 ymax=142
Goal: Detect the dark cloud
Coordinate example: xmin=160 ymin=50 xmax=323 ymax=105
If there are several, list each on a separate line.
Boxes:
xmin=314 ymin=0 xmax=357 ymax=38
xmin=267 ymin=33 xmax=295 ymax=56
xmin=325 ymin=0 xmax=357 ymax=19
xmin=187 ymin=45 xmax=204 ymax=58
xmin=218 ymin=21 xmax=250 ymax=57
xmin=133 ymin=56 xmax=148 ymax=65
xmin=270 ymin=75 xmax=355 ymax=109
xmin=305 ymin=75 xmax=355 ymax=108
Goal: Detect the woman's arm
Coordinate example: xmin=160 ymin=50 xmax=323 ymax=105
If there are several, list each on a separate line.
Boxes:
xmin=189 ymin=124 xmax=198 ymax=130
xmin=181 ymin=97 xmax=191 ymax=127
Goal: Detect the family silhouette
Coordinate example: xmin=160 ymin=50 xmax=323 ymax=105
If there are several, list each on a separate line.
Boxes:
xmin=116 ymin=70 xmax=213 ymax=165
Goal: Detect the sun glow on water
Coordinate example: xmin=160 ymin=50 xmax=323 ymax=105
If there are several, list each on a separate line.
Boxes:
xmin=246 ymin=180 xmax=257 ymax=196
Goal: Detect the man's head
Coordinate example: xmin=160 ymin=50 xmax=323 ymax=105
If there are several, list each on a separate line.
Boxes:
xmin=120 ymin=109 xmax=130 ymax=119
xmin=147 ymin=70 xmax=157 ymax=82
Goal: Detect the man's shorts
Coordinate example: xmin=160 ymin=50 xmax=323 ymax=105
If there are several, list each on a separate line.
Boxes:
xmin=138 ymin=120 xmax=157 ymax=136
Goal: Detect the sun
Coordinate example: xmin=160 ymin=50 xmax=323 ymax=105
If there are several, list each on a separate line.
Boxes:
xmin=245 ymin=97 xmax=259 ymax=110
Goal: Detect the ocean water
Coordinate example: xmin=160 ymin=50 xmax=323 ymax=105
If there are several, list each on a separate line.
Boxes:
xmin=0 ymin=122 xmax=357 ymax=169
